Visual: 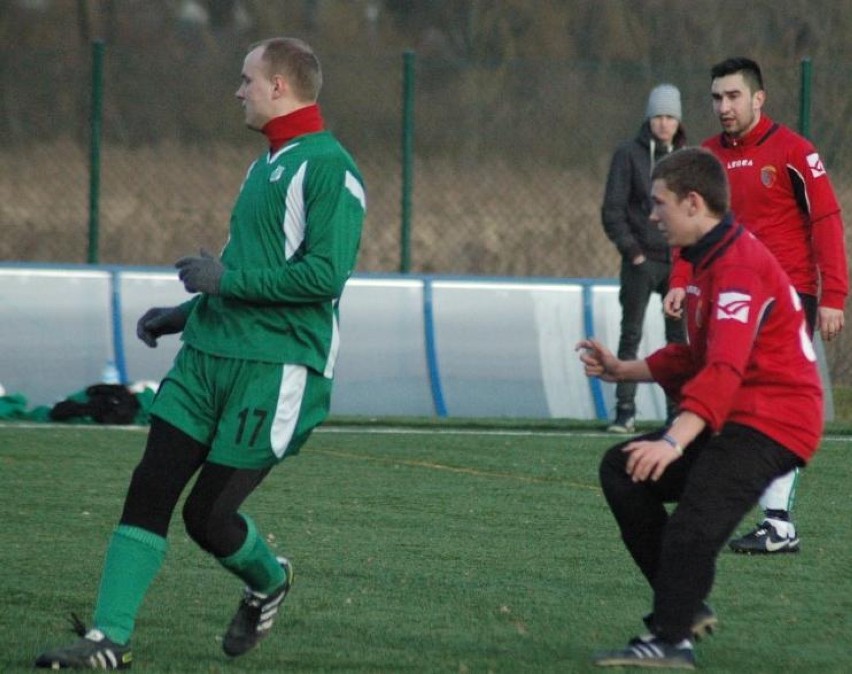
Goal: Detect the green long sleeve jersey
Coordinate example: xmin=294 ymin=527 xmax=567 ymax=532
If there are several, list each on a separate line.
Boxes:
xmin=180 ymin=131 xmax=365 ymax=377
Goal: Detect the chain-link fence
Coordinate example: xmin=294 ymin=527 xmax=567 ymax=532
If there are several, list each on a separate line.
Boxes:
xmin=3 ymin=4 xmax=852 ymax=383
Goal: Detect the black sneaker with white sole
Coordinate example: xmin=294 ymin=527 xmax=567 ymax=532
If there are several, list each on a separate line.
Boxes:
xmin=222 ymin=556 xmax=294 ymax=657
xmin=607 ymin=409 xmax=636 ymax=434
xmin=35 ymin=616 xmax=132 ymax=670
xmin=728 ymin=521 xmax=800 ymax=554
xmin=593 ymin=635 xmax=696 ymax=669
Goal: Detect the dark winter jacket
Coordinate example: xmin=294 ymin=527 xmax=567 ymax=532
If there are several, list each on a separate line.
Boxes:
xmin=601 ymin=121 xmax=687 ymax=263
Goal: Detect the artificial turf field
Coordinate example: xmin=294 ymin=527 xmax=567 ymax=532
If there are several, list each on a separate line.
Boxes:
xmin=1 ymin=420 xmax=850 ymax=673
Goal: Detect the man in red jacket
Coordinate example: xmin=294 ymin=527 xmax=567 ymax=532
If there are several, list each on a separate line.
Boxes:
xmin=666 ymin=57 xmax=846 ymax=554
xmin=580 ymin=147 xmax=823 ymax=669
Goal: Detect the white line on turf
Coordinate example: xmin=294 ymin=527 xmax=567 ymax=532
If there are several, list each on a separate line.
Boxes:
xmin=2 ymin=422 xmax=852 ymax=444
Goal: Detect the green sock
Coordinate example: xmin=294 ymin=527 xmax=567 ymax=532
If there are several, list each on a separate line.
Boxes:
xmin=217 ymin=514 xmax=285 ymax=594
xmin=93 ymin=525 xmax=168 ymax=645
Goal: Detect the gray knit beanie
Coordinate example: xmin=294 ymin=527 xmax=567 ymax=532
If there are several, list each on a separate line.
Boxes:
xmin=646 ymin=84 xmax=682 ymax=120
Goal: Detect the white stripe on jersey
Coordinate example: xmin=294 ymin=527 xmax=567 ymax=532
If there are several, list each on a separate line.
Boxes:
xmin=270 ymin=364 xmax=308 ymax=458
xmin=324 ymin=307 xmax=340 ymax=378
xmin=345 ymin=170 xmax=366 ymax=209
xmin=282 ymin=161 xmax=308 ymax=260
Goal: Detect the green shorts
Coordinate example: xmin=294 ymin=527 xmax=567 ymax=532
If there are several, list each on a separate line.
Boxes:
xmin=150 ymin=345 xmax=332 ymax=469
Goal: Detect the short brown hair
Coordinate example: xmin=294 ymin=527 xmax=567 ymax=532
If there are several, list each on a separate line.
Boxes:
xmin=253 ymin=37 xmax=322 ymax=102
xmin=711 ymin=57 xmax=764 ymax=95
xmin=651 ymin=148 xmax=730 ymax=216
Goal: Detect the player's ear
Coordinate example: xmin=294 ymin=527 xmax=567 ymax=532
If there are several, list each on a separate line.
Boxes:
xmin=686 ymin=191 xmax=702 ymax=216
xmin=270 ymin=73 xmax=288 ymax=99
xmin=752 ymin=88 xmax=766 ymax=112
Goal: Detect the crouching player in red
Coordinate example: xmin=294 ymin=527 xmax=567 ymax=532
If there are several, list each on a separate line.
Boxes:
xmin=577 ymin=147 xmax=822 ymax=669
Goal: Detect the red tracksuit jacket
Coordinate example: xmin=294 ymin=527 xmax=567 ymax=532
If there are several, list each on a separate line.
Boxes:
xmin=648 ymin=216 xmax=823 ymax=463
xmin=670 ymin=115 xmax=847 ymax=310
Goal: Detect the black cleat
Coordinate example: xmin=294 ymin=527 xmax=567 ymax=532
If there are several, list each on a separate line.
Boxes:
xmin=35 ymin=616 xmax=132 ymax=670
xmin=593 ymin=635 xmax=696 ymax=669
xmin=222 ymin=556 xmax=293 ymax=657
xmin=729 ymin=521 xmax=800 ymax=554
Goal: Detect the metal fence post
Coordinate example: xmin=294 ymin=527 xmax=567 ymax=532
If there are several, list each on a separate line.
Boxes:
xmin=88 ymin=40 xmax=105 ymax=264
xmin=400 ymin=50 xmax=415 ymax=273
xmin=798 ymin=56 xmax=835 ymax=419
xmin=798 ymin=56 xmax=812 ymax=139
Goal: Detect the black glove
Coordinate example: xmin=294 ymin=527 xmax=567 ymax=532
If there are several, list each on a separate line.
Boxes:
xmin=176 ymin=249 xmax=224 ymax=295
xmin=137 ymin=306 xmax=187 ymax=348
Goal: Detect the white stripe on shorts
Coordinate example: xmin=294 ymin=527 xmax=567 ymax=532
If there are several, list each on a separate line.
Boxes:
xmin=270 ymin=364 xmax=308 ymax=458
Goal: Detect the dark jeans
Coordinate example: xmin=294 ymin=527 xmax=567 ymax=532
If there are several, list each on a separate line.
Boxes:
xmin=799 ymin=293 xmax=817 ymax=337
xmin=598 ymin=424 xmax=803 ymax=642
xmin=616 ymin=257 xmax=685 ymax=414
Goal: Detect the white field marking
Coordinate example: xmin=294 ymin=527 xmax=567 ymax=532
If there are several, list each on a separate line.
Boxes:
xmin=2 ymin=422 xmax=852 ymax=446
xmin=315 ymin=426 xmax=852 ymax=445
xmin=0 ymin=422 xmax=593 ymax=438
xmin=0 ymin=422 xmax=606 ymax=441
xmin=0 ymin=422 xmax=148 ymax=432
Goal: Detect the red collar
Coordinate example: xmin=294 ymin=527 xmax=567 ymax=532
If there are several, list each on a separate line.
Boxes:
xmin=723 ymin=114 xmax=774 ymax=148
xmin=262 ymin=104 xmax=324 ymax=153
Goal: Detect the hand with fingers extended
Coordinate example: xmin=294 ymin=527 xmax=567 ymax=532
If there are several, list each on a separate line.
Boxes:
xmin=623 ymin=438 xmax=681 ymax=482
xmin=176 ymin=249 xmax=224 ymax=294
xmin=136 ymin=306 xmax=188 ymax=347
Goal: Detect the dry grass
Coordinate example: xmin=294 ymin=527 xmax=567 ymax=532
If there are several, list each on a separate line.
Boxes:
xmin=0 ymin=140 xmax=619 ymax=277
xmin=4 ymin=139 xmax=852 ymax=388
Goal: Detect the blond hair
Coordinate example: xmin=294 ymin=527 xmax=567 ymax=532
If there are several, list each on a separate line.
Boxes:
xmin=252 ymin=37 xmax=322 ymax=102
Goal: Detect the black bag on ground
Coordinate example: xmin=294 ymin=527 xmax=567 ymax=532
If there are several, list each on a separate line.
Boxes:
xmin=50 ymin=384 xmax=140 ymax=425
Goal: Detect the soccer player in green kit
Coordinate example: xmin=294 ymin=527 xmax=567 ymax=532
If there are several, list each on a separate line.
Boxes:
xmin=36 ymin=37 xmax=365 ymax=670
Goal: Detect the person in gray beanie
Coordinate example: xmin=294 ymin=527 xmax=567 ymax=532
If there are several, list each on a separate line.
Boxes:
xmin=601 ymin=83 xmax=687 ymax=432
